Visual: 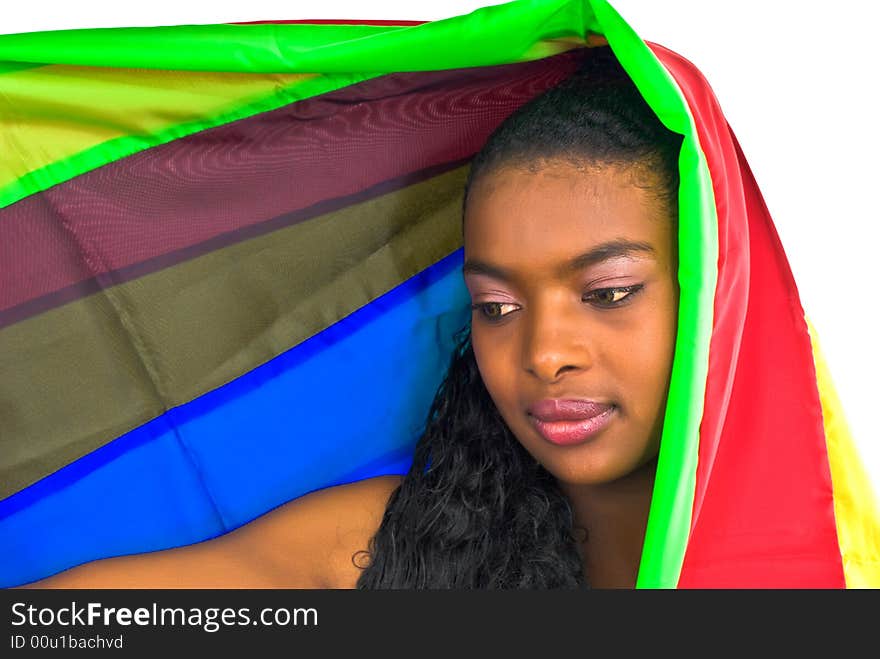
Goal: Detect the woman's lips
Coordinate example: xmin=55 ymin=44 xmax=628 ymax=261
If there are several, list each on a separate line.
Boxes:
xmin=527 ymin=399 xmax=616 ymax=446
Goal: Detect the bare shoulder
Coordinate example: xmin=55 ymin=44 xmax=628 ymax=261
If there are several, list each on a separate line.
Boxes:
xmin=19 ymin=474 xmax=403 ymax=589
xmin=242 ymin=474 xmax=404 ymax=588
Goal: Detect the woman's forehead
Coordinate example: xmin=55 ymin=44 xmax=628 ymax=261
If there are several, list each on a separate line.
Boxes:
xmin=463 ymin=162 xmax=673 ymax=272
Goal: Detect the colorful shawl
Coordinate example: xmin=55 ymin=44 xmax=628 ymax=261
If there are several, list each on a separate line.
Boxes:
xmin=1 ymin=0 xmax=877 ymax=588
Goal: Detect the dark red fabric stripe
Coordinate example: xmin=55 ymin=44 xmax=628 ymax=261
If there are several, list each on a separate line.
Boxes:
xmin=0 ymin=50 xmax=582 ymax=328
xmin=649 ymin=43 xmax=844 ymax=587
xmin=0 ymin=158 xmax=467 ymax=330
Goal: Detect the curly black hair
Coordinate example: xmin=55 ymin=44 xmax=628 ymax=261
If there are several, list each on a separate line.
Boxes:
xmin=354 ymin=46 xmax=683 ymax=589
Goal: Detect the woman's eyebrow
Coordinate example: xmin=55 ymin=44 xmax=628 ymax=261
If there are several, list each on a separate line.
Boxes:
xmin=462 ymin=239 xmax=656 ymax=281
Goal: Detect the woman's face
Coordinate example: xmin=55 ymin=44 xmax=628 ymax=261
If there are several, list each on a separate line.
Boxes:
xmin=463 ymin=160 xmax=679 ymax=487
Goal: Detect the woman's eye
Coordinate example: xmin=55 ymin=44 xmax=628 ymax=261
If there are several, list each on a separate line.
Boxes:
xmin=583 ymin=284 xmax=643 ymax=308
xmin=470 ymin=301 xmax=519 ymax=322
xmin=471 ymin=285 xmax=642 ymax=322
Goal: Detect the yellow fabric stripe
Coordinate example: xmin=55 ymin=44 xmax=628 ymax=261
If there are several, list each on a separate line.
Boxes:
xmin=806 ymin=315 xmax=880 ymax=587
xmin=0 ymin=64 xmax=314 ymax=197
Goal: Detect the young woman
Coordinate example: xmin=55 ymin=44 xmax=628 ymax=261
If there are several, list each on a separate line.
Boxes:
xmin=13 ymin=13 xmax=877 ymax=586
xmin=356 ymin=48 xmax=682 ymax=588
xmin=20 ymin=47 xmax=681 ymax=589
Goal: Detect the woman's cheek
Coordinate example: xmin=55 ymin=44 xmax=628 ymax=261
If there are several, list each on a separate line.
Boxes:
xmin=471 ymin=329 xmax=496 ymax=384
xmin=473 ymin=330 xmax=515 ymax=408
xmin=633 ymin=305 xmax=677 ymax=410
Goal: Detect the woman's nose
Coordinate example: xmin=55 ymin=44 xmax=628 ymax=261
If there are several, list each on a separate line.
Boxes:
xmin=521 ymin=301 xmax=593 ymax=383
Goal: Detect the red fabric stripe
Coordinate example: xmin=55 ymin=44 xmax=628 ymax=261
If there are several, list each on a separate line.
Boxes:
xmin=0 ymin=51 xmax=581 ymax=326
xmin=649 ymin=43 xmax=844 ymax=587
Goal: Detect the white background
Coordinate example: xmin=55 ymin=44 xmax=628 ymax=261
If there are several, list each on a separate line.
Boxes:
xmin=5 ymin=1 xmax=877 ymax=493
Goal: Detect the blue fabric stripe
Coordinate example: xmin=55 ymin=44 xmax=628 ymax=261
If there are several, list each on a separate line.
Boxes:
xmin=0 ymin=249 xmax=469 ymax=587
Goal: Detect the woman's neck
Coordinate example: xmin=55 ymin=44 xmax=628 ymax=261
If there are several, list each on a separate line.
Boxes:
xmin=557 ymin=457 xmax=658 ymax=589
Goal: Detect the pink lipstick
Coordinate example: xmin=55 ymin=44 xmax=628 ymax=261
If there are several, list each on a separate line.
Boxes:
xmin=528 ymin=399 xmax=615 ymax=446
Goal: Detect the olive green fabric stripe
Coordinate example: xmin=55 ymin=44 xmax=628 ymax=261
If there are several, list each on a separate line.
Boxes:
xmin=588 ymin=0 xmax=718 ymax=589
xmin=0 ymin=69 xmax=377 ymax=209
xmin=0 ymin=1 xmax=595 ymax=73
xmin=0 ymin=165 xmax=468 ymax=499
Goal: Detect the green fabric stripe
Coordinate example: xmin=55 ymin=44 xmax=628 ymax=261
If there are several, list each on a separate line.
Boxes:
xmin=0 ymin=1 xmax=594 ymax=73
xmin=0 ymin=62 xmax=44 ymax=74
xmin=0 ymin=0 xmax=594 ymax=209
xmin=589 ymin=0 xmax=718 ymax=588
xmin=0 ymin=166 xmax=468 ymax=499
xmin=0 ymin=66 xmax=317 ymax=205
xmin=0 ymin=72 xmax=372 ymax=209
